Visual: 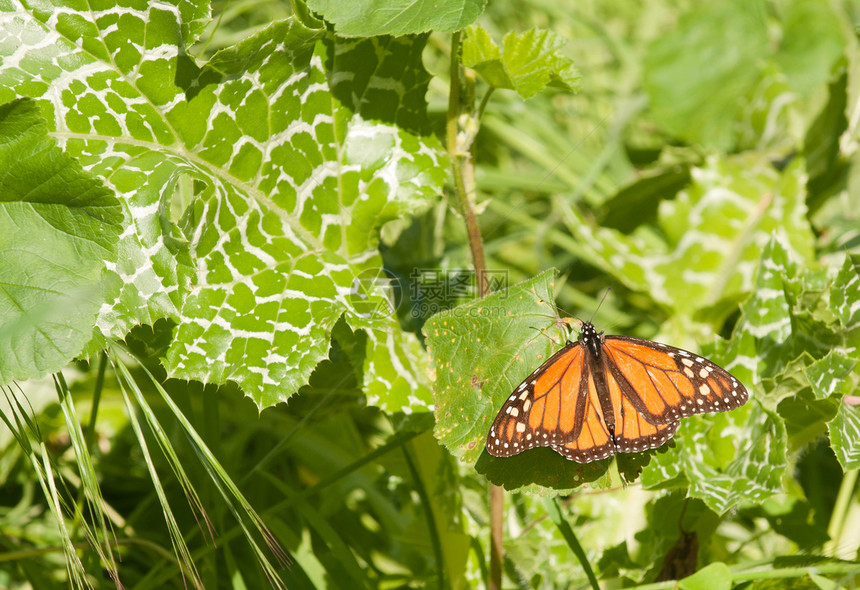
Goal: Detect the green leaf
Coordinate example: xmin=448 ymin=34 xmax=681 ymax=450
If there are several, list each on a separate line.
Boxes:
xmin=774 ymin=0 xmax=846 ymax=101
xmin=163 ymin=26 xmax=446 ymax=408
xmin=806 ymin=67 xmax=848 ymax=214
xmin=736 ymin=61 xmax=800 ymax=152
xmin=598 ymin=164 xmax=692 ymax=233
xmin=1 ymin=8 xmax=447 ymax=409
xmin=327 ymin=35 xmax=434 ymax=134
xmin=804 ymin=351 xmax=856 ymax=400
xmin=305 ymin=0 xmax=485 ymax=37
xmin=758 ymin=494 xmax=830 ymax=548
xmin=636 ymin=495 xmax=719 ymax=582
xmin=727 ymin=237 xmax=854 ymax=394
xmin=462 ymin=25 xmax=580 ymax=98
xmin=810 ymin=572 xmax=842 ymax=590
xmin=678 ymin=562 xmax=731 ymax=590
xmin=658 ymin=156 xmax=813 ymax=320
xmin=0 ymin=3 xmax=206 ymax=337
xmin=777 ymin=383 xmax=838 ymax=453
xmin=637 ymin=240 xmax=811 ymax=513
xmin=425 ymin=270 xmax=609 ymax=491
xmin=544 ymin=497 xmax=599 ymax=590
xmin=642 ymin=403 xmax=786 ymax=514
xmin=832 ymin=253 xmax=860 ymax=347
xmin=364 ymin=323 xmax=433 ymax=414
xmin=475 ymin=446 xmax=612 ymax=493
xmin=0 ymin=98 xmax=122 ymax=385
xmin=655 ymin=234 xmax=860 ymax=508
xmin=829 ymin=399 xmax=860 ymax=470
xmin=727 ymin=237 xmax=799 ymax=388
xmin=643 ymin=0 xmax=769 ymax=150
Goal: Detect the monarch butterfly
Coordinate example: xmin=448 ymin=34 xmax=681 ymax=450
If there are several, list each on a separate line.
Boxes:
xmin=486 ymin=320 xmax=749 ymax=463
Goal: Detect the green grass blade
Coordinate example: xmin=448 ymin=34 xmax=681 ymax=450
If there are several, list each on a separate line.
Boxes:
xmin=544 ymin=497 xmax=600 ymax=590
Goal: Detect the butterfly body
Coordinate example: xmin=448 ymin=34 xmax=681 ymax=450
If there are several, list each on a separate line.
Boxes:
xmin=486 ymin=321 xmax=749 ymax=463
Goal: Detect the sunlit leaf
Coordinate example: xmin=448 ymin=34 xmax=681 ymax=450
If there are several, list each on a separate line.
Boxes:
xmin=462 ymin=25 xmax=580 ymax=98
xmin=775 ymin=0 xmax=846 ymax=100
xmin=306 ymin=0 xmax=485 ymax=37
xmin=425 ymin=270 xmax=559 ymax=463
xmin=829 ymin=399 xmax=860 ymax=470
xmin=678 ymin=562 xmax=731 ymax=590
xmin=0 ymin=99 xmax=122 ymax=385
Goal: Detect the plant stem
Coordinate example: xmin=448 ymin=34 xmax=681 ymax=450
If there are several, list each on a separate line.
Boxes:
xmin=447 ymin=29 xmax=500 ymax=590
xmin=447 ymin=33 xmax=489 ymax=298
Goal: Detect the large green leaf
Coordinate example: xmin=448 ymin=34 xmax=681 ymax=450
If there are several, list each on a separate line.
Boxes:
xmin=827 ymin=253 xmax=860 ymax=469
xmin=425 ymin=270 xmax=560 ymax=463
xmin=832 ymin=253 xmax=860 ymax=348
xmin=830 ymin=400 xmax=860 ymax=470
xmin=306 ymin=0 xmax=485 ymax=37
xmin=651 ymin=236 xmax=860 ymax=509
xmin=326 ymin=35 xmax=434 ymax=134
xmin=0 ymin=99 xmax=122 ymax=385
xmin=0 ymin=4 xmax=447 ymax=409
xmin=633 ymin=243 xmax=791 ymax=512
xmin=641 ymin=402 xmax=786 ymax=514
xmin=736 ymin=61 xmax=799 ymax=152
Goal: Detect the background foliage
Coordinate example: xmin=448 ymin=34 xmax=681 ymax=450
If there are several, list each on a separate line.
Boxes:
xmin=1 ymin=0 xmax=859 ymax=588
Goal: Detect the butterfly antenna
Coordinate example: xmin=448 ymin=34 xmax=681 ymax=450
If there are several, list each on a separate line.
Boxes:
xmin=588 ymin=288 xmax=612 ymax=324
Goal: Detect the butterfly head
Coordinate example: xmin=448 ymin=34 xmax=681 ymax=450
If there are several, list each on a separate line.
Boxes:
xmin=578 ymin=320 xmax=604 ymax=358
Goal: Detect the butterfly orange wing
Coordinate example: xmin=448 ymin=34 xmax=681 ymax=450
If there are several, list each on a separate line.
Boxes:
xmin=601 ymin=360 xmax=680 ymax=455
xmin=486 ymin=343 xmax=592 ymax=457
xmin=601 ymin=336 xmax=749 ymax=425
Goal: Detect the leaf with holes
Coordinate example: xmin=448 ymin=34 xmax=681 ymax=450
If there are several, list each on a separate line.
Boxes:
xmin=425 ymin=270 xmax=561 ymax=462
xmin=426 ymin=269 xmax=749 ymax=492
